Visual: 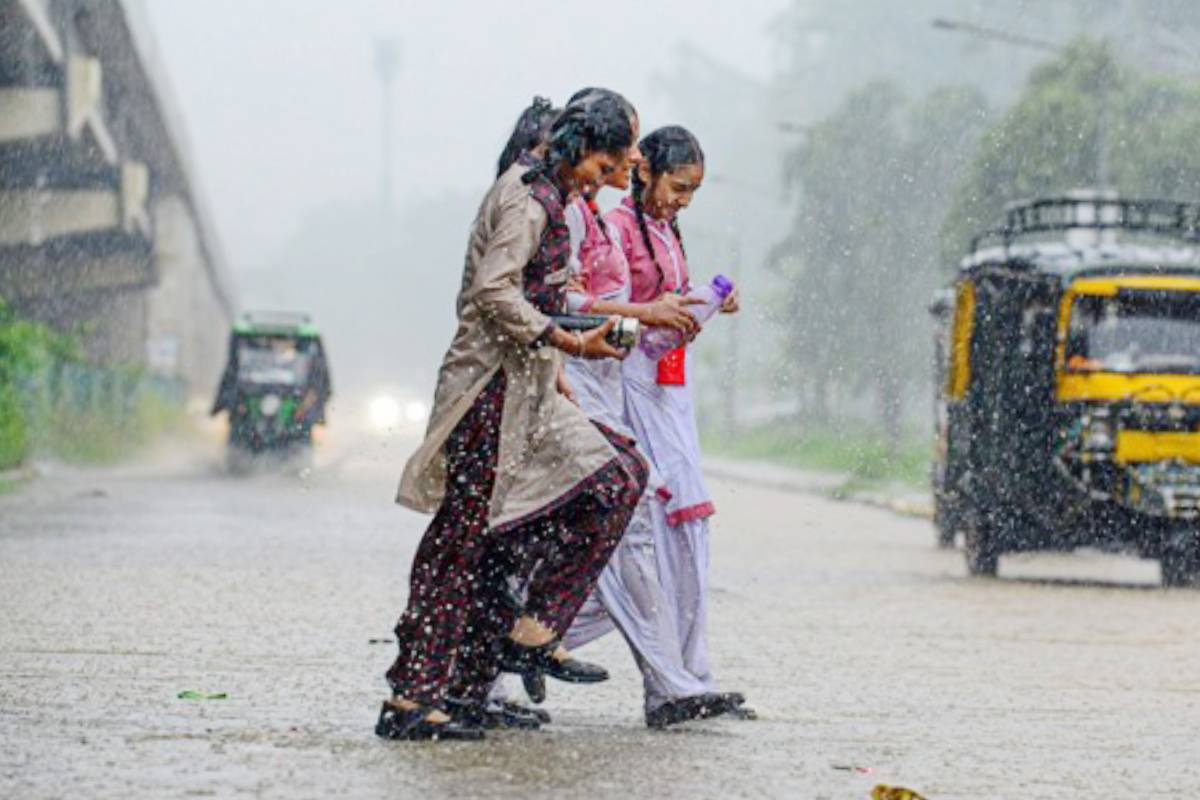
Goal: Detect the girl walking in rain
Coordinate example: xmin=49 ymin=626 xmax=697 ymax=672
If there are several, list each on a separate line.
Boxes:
xmin=591 ymin=125 xmax=751 ymax=727
xmin=377 ymin=93 xmax=647 ymax=742
xmin=554 ymin=97 xmax=746 ymax=728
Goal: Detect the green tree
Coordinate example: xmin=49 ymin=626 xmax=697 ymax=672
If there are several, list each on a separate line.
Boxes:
xmin=0 ymin=299 xmax=76 ymax=467
xmin=773 ymin=82 xmax=988 ymax=445
xmin=942 ymin=39 xmax=1200 ymax=261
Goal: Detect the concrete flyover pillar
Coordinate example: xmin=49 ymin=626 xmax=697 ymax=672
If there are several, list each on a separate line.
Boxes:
xmin=0 ymin=0 xmax=234 ymax=396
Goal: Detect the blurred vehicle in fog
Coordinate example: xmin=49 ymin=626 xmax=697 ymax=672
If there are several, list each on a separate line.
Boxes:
xmin=211 ymin=311 xmax=332 ymax=472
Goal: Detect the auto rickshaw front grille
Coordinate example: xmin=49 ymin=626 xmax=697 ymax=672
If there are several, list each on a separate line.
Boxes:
xmin=1162 ymin=487 xmax=1200 ymax=518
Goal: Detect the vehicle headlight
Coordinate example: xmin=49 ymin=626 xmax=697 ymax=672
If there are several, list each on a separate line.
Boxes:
xmin=404 ymin=400 xmax=428 ymax=424
xmin=369 ymin=395 xmax=402 ymax=432
xmin=1082 ymin=417 xmax=1113 ymax=450
xmin=260 ymin=394 xmax=281 ymax=416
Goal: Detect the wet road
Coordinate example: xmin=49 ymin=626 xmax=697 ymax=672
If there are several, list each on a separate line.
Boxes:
xmin=2 ymin=428 xmax=1199 ymax=799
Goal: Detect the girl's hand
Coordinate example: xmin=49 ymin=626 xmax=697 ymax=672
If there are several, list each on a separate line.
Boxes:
xmin=719 ymin=287 xmax=741 ymax=314
xmin=642 ymin=293 xmax=704 ymax=333
xmin=556 ymin=364 xmax=578 ymax=404
xmin=551 ymin=317 xmax=628 ymax=361
xmin=566 ymin=275 xmax=587 ymax=295
xmin=579 ymin=316 xmax=628 ymax=360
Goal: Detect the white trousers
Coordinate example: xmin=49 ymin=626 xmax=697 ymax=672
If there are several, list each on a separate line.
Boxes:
xmin=564 ymin=493 xmax=713 ymax=711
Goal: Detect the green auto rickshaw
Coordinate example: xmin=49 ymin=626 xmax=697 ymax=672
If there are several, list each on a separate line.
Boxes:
xmin=211 ymin=311 xmax=332 ymax=472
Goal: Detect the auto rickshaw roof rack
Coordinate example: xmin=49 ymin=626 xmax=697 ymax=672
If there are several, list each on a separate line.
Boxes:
xmin=969 ymin=197 xmax=1200 ymax=254
xmin=235 ymin=310 xmax=319 ymax=337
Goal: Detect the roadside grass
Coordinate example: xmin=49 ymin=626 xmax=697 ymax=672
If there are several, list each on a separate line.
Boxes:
xmin=32 ymin=389 xmax=184 ymax=464
xmin=0 ymin=385 xmax=25 ymax=470
xmin=703 ymin=419 xmax=930 ymax=489
xmin=0 ymin=473 xmax=29 ymax=495
xmin=1 ymin=297 xmax=186 ymax=475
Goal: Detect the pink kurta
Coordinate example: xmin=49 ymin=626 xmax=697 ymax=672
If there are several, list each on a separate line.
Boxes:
xmin=607 ymin=196 xmax=689 ymax=302
xmin=605 ymin=197 xmax=714 ymax=526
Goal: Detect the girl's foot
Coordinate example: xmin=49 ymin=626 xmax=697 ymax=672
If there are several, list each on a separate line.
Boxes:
xmin=374 ymin=698 xmax=485 ymax=741
xmin=718 ymin=692 xmax=757 ymax=720
xmin=499 ymin=699 xmax=552 ymax=725
xmin=499 ymin=637 xmax=609 ymax=682
xmin=645 ymin=693 xmax=737 ymax=730
xmin=497 ymin=636 xmax=609 ymax=704
xmin=444 ymin=696 xmax=543 ymax=730
xmin=508 ymin=615 xmax=555 ymax=647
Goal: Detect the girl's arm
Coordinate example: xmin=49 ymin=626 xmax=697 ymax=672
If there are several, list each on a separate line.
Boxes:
xmin=588 ymin=294 xmax=702 ymax=333
xmin=467 ymin=186 xmax=623 ymax=359
xmin=592 ymin=212 xmax=699 ymax=332
xmin=467 ymin=187 xmax=554 ymax=346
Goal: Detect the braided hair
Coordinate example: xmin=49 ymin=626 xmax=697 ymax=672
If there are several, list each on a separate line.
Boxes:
xmin=496 ymin=96 xmax=560 ymax=178
xmin=631 ymin=125 xmax=704 ymax=293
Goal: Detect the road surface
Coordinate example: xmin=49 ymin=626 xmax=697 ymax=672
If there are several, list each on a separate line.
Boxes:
xmin=2 ymin=424 xmax=1198 ymax=798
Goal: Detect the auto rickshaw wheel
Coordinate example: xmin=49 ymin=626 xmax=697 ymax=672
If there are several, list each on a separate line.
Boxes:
xmin=1160 ymin=531 xmax=1200 ymax=588
xmin=934 ymin=495 xmax=959 ymax=549
xmin=964 ymin=510 xmax=1000 ymax=577
xmin=226 ymin=444 xmax=253 ymax=476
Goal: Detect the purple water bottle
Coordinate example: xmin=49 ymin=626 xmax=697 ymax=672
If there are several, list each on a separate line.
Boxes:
xmin=638 ymin=274 xmax=735 ymax=360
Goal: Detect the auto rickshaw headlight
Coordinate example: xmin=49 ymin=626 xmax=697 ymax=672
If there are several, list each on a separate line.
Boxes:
xmin=1082 ymin=415 xmax=1114 ymax=451
xmin=369 ymin=394 xmax=402 ymax=432
xmin=261 ymin=394 xmax=282 ymax=416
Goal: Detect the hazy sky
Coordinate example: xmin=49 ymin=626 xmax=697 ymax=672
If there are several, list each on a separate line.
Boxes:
xmin=143 ymin=1 xmax=791 ymax=273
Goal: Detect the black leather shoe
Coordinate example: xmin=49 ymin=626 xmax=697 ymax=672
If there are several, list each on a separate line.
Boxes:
xmin=522 ymin=668 xmax=547 ymax=704
xmin=374 ymin=701 xmax=486 ymax=741
xmin=717 ymin=691 xmax=756 ymax=720
xmin=498 ymin=637 xmax=610 ymax=685
xmin=544 ymin=655 xmax=608 ymax=683
xmin=499 ymin=700 xmax=551 ymax=725
xmin=445 ymin=697 xmax=541 ymax=730
xmin=645 ymin=693 xmax=736 ymax=730
xmin=487 ymin=699 xmax=544 ymax=729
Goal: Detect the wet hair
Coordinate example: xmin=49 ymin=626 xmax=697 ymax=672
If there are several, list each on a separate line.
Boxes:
xmin=496 ymin=96 xmax=560 ymax=178
xmin=562 ymin=88 xmax=637 ymax=238
xmin=567 ymin=87 xmax=637 ymax=124
xmin=630 ymin=125 xmax=704 ymax=293
xmin=525 ymin=90 xmax=634 ymax=186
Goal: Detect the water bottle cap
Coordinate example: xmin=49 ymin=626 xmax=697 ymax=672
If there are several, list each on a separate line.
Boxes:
xmin=711 ymin=274 xmax=735 ymax=298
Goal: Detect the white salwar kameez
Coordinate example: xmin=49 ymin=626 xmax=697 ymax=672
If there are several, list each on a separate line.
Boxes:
xmin=558 ymin=201 xmax=710 ymax=711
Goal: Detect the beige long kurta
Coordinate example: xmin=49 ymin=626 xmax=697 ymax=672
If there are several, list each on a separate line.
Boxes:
xmin=396 ymin=163 xmax=618 ymax=530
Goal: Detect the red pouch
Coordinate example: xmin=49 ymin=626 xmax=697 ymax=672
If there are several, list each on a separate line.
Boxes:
xmin=656 ymin=347 xmax=687 ymax=385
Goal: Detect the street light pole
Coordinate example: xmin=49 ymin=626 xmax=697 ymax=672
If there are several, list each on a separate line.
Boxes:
xmin=373 ymin=39 xmax=400 ymax=211
xmin=930 ymin=18 xmax=1060 ymax=53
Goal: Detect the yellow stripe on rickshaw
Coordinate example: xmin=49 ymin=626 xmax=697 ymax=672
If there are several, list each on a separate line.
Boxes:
xmin=1057 ymin=373 xmax=1200 ymax=403
xmin=1116 ymin=430 xmax=1200 ymax=465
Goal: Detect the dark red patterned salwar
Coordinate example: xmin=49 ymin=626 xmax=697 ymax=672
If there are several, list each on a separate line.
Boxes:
xmin=387 ymin=370 xmax=647 ymax=706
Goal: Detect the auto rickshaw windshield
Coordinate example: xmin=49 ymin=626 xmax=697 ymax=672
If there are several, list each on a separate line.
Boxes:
xmin=1066 ymin=290 xmax=1200 ymax=375
xmin=236 ymin=336 xmax=314 ymax=386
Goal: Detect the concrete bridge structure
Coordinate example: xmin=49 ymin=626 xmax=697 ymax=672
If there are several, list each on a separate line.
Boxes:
xmin=0 ymin=0 xmax=234 ymax=400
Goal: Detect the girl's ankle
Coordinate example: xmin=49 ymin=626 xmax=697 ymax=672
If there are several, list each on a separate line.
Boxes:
xmin=508 ymin=616 xmax=556 ymax=647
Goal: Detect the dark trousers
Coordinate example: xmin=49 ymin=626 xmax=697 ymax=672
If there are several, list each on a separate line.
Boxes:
xmin=386 ymin=370 xmax=647 ymax=707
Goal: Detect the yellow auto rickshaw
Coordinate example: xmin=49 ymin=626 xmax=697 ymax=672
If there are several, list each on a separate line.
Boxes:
xmin=932 ymin=195 xmax=1200 ymax=586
